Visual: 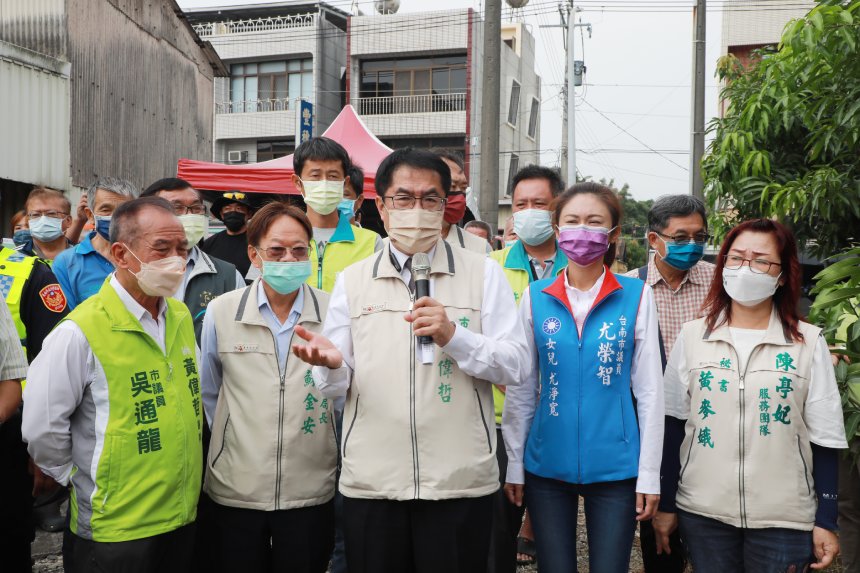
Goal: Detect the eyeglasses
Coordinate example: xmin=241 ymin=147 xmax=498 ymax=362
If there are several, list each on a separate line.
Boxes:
xmin=27 ymin=210 xmax=69 ymax=220
xmin=170 ymin=202 xmax=208 ymax=215
xmin=655 ymin=231 xmax=711 ymax=245
xmin=384 ymin=194 xmax=446 ymax=211
xmin=223 ymin=192 xmax=245 ymax=200
xmin=723 ymin=255 xmax=782 ymax=274
xmin=256 ymin=246 xmax=310 ymax=260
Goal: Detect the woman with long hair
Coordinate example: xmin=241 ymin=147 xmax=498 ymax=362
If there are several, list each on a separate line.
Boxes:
xmin=503 ymin=182 xmax=664 ymax=572
xmin=653 ymin=218 xmax=847 ymax=571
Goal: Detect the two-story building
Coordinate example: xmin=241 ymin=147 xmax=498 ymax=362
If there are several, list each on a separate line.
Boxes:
xmin=187 ymin=2 xmax=349 ymax=164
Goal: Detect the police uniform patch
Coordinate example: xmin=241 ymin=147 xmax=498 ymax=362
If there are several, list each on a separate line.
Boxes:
xmin=39 ymin=284 xmax=67 ymax=313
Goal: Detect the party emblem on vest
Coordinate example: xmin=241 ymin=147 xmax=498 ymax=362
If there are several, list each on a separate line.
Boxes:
xmin=199 ymin=291 xmax=216 ymax=308
xmin=39 ymin=284 xmax=67 ymax=313
xmin=362 ymin=303 xmax=387 ymax=314
xmin=542 ymin=317 xmax=562 ymax=335
xmin=233 ymin=344 xmax=259 ymax=353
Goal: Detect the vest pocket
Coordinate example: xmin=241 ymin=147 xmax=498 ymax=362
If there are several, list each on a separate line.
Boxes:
xmin=679 ymin=428 xmax=696 ymax=483
xmin=474 ymin=389 xmax=492 ymax=454
xmin=210 ymin=414 xmax=231 ymax=467
xmin=618 ymin=395 xmax=629 ymax=443
xmin=796 ymin=435 xmax=811 ymax=496
xmin=343 ymin=395 xmax=360 ymax=459
xmin=97 ymin=435 xmax=123 ymax=514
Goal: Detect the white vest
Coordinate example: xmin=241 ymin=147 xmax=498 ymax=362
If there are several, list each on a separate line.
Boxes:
xmin=676 ymin=311 xmax=822 ymax=530
xmin=204 ymin=282 xmax=337 ymax=511
xmin=339 ymin=239 xmax=497 ymax=500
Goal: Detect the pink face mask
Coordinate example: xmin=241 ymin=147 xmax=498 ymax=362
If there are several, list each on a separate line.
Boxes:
xmin=558 ymin=225 xmax=613 ymax=267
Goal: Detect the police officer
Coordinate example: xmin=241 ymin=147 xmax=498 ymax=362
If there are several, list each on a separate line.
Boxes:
xmin=0 ymin=214 xmax=70 ymax=567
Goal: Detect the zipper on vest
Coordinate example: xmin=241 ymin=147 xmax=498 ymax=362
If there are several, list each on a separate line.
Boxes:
xmin=273 ymin=331 xmax=288 ymax=510
xmin=797 ymin=435 xmax=812 ymax=495
xmin=317 ymin=243 xmax=324 ymax=289
xmin=474 ymin=388 xmax=492 ymax=453
xmin=731 ymin=341 xmax=766 ymax=529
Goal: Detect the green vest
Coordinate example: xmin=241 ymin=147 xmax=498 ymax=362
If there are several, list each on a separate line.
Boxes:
xmin=308 ymin=215 xmax=378 ymax=293
xmin=488 ymin=241 xmax=568 ymax=424
xmin=66 ymin=279 xmax=202 ymax=542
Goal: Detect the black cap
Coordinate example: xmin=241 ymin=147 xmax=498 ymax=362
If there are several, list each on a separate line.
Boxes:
xmin=210 ymin=191 xmax=254 ymax=221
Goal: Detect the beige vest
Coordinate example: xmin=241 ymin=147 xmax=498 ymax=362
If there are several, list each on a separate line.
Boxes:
xmin=676 ymin=310 xmax=821 ymax=530
xmin=448 ymin=224 xmax=489 ymax=254
xmin=204 ymin=282 xmax=337 ymax=511
xmin=339 ymin=238 xmax=496 ymax=500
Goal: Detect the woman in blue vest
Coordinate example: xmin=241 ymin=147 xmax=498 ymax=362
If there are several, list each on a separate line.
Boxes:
xmin=502 ymin=182 xmax=664 ymax=573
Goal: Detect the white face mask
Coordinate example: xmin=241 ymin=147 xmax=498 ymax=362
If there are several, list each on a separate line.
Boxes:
xmin=723 ymin=266 xmax=781 ymax=307
xmin=178 ymin=214 xmax=208 ymax=245
xmin=301 ymin=178 xmax=345 ymax=216
xmin=124 ymin=245 xmax=187 ymax=297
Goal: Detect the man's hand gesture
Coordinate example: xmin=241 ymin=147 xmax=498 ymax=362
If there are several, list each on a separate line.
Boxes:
xmin=292 ymin=326 xmax=343 ymax=369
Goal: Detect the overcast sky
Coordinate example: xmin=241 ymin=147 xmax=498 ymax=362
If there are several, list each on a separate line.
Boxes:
xmin=177 ymin=0 xmax=731 ymax=200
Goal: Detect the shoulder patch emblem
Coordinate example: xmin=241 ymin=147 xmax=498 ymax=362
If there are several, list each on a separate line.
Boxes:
xmin=39 ymin=284 xmax=67 ymax=313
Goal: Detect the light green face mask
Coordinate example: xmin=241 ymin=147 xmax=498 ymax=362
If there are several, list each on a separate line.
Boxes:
xmin=301 ymin=179 xmax=345 ymax=216
xmin=178 ymin=214 xmax=209 ymax=245
xmin=261 ymin=260 xmax=312 ymax=294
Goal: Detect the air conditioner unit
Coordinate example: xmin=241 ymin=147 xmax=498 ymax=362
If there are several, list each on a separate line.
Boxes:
xmin=227 ymin=150 xmax=248 ymax=164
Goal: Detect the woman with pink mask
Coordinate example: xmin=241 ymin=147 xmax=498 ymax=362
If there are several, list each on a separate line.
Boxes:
xmin=502 ymin=182 xmax=664 ymax=573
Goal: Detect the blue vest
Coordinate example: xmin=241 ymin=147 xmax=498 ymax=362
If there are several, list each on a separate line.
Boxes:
xmin=525 ymin=271 xmax=645 ymax=484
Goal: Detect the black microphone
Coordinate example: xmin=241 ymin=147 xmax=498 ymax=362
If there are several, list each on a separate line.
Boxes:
xmin=412 ymin=252 xmax=432 ymax=346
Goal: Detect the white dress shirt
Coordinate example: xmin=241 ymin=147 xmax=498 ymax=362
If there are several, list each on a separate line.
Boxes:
xmin=22 ymin=274 xmax=168 ymax=484
xmin=503 ymin=270 xmax=665 ymax=494
xmin=312 ymin=243 xmax=531 ymax=395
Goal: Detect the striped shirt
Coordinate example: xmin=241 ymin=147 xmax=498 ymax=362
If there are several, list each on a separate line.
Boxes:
xmin=624 ymin=253 xmax=716 ymax=358
xmin=0 ymin=299 xmax=28 ymax=380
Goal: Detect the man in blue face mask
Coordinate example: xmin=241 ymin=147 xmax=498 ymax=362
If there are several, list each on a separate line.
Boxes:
xmin=198 ymin=202 xmax=337 ymax=573
xmin=623 ymin=194 xmax=715 ymax=573
xmin=53 ymin=177 xmax=138 ymax=309
xmin=20 ymin=187 xmax=75 ymax=261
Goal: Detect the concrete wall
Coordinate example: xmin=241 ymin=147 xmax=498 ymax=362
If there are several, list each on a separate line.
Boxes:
xmin=350 ymin=9 xmax=470 ymax=56
xmin=720 ymin=0 xmax=814 ymax=54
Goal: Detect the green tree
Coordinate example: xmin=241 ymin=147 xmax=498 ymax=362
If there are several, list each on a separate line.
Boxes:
xmin=589 ymin=179 xmax=653 ymax=269
xmin=702 ymin=0 xmax=860 ymax=259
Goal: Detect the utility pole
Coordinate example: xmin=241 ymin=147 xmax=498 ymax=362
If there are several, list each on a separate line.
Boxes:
xmin=689 ymin=0 xmax=706 ymax=199
xmin=566 ymin=0 xmax=577 ymax=186
xmin=480 ymin=0 xmax=502 ymax=231
xmin=559 ymin=4 xmax=569 ymax=178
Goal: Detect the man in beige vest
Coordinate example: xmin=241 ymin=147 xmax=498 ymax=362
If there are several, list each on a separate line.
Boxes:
xmin=200 ymin=203 xmax=336 ymax=573
xmin=293 ymin=148 xmax=530 ymax=573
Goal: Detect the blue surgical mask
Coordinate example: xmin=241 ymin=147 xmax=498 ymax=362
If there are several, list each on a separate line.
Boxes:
xmin=513 ymin=209 xmax=554 ymax=246
xmin=658 ymin=237 xmax=705 ymax=271
xmin=12 ymin=229 xmax=31 ymax=247
xmin=95 ymin=216 xmax=112 ymax=241
xmin=29 ymin=216 xmax=65 ymax=242
xmin=337 ymin=199 xmax=356 ymax=220
xmin=261 ymin=260 xmax=311 ymax=295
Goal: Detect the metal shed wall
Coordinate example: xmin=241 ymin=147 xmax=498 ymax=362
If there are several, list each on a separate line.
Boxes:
xmin=0 ymin=41 xmax=71 ymax=191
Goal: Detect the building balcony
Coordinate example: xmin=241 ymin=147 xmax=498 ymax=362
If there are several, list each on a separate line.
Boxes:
xmin=355 ymin=93 xmax=467 ymax=137
xmin=215 ymin=98 xmax=300 ymax=114
xmin=193 ymin=14 xmax=316 ymax=38
xmin=214 ymin=103 xmax=297 ymax=141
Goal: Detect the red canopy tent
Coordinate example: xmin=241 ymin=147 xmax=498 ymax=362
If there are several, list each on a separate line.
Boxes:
xmin=177 ymin=105 xmax=392 ymax=197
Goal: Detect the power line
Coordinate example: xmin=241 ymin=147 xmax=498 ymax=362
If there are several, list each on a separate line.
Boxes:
xmin=581 ymin=99 xmax=688 ymax=171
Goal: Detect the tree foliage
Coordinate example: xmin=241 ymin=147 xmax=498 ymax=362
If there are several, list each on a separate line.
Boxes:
xmin=702 ymin=0 xmax=860 ymax=259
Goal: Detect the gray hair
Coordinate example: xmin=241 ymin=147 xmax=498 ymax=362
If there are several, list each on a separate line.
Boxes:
xmin=464 ymin=220 xmax=492 ymax=239
xmin=647 ymin=194 xmax=707 ymax=233
xmin=87 ymin=177 xmax=139 ymax=211
xmin=109 ymin=196 xmax=176 ymax=245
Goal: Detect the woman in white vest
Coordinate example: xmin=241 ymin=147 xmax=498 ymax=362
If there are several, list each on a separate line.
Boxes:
xmin=199 ymin=202 xmax=337 ymax=573
xmin=654 ymin=218 xmax=847 ymax=572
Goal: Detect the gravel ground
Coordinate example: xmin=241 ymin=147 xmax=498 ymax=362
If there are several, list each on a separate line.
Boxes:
xmin=33 ymin=501 xmax=843 ymax=572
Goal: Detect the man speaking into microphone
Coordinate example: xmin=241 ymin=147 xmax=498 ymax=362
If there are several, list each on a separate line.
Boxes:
xmin=293 ymin=148 xmax=530 ymax=573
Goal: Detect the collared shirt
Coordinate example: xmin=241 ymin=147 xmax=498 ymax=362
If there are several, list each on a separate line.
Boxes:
xmin=503 ymin=271 xmax=664 ymax=494
xmin=313 ymin=242 xmax=530 ymax=396
xmin=529 ymin=256 xmax=557 ymax=281
xmin=0 ymin=299 xmax=27 ymax=381
xmin=173 ymin=246 xmax=244 ymax=302
xmin=199 ymin=282 xmax=304 ymax=426
xmin=22 ymin=274 xmax=169 ymax=484
xmin=52 ymin=232 xmax=115 ymax=310
xmin=624 ymin=252 xmax=715 ymax=357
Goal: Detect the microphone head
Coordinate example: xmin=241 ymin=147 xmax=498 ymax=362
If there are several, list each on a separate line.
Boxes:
xmin=412 ymin=252 xmax=431 ymax=279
